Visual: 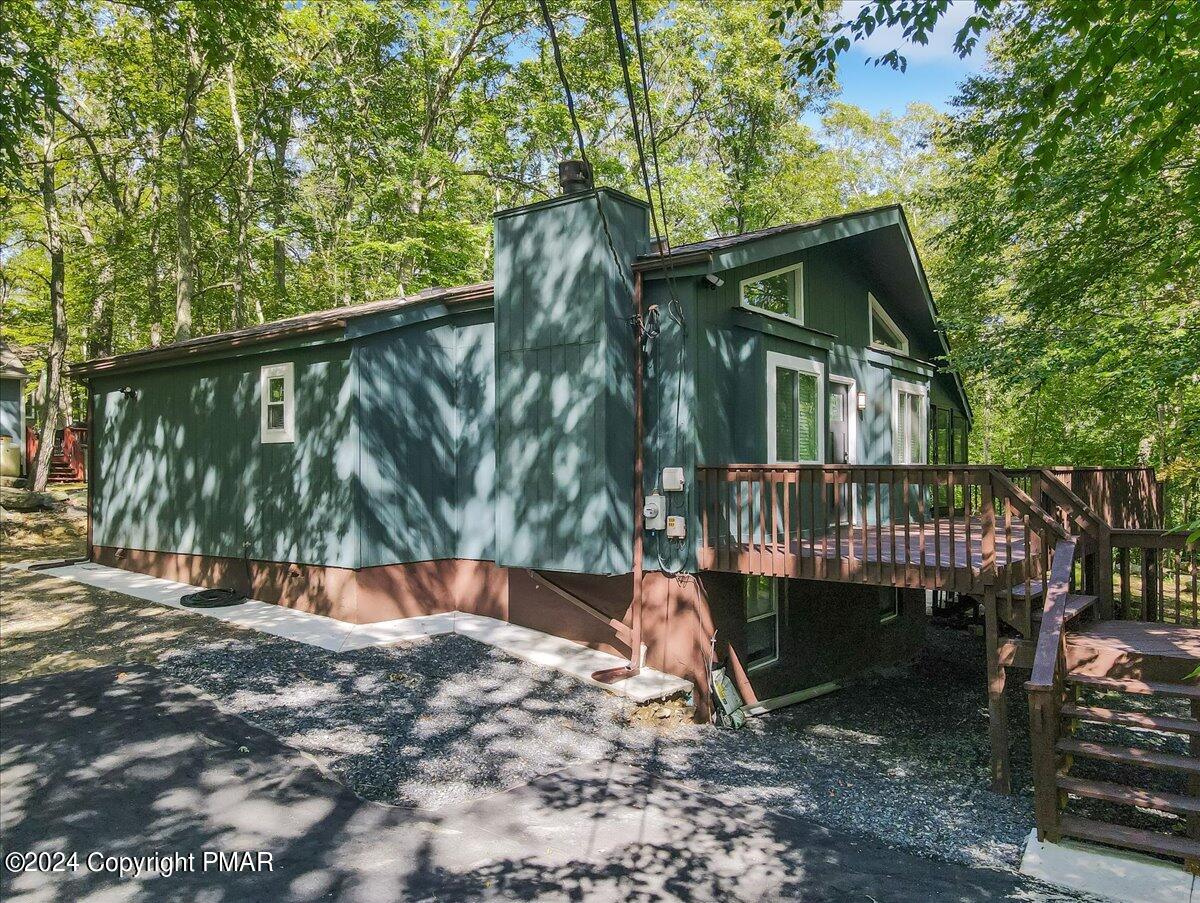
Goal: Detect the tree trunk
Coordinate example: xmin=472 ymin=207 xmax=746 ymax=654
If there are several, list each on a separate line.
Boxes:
xmin=270 ymin=117 xmax=289 ymax=305
xmin=148 ymin=158 xmax=164 ymax=346
xmin=32 ymin=96 xmax=68 ymax=493
xmin=225 ymin=62 xmax=261 ymax=328
xmin=174 ymin=24 xmax=201 ymax=342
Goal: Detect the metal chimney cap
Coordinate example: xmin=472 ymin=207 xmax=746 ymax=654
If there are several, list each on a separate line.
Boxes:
xmin=558 ymin=159 xmax=594 ymax=194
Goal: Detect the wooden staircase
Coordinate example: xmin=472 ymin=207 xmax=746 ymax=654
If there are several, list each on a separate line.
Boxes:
xmin=1005 ymin=468 xmax=1200 ymax=871
xmin=1050 ymin=671 xmax=1200 ymax=867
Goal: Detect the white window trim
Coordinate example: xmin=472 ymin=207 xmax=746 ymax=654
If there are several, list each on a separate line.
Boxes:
xmin=869 ymin=292 xmax=910 ymax=355
xmin=260 ymin=362 xmax=295 ymax=444
xmin=746 ymin=577 xmax=781 ymax=672
xmin=891 ymin=378 xmax=928 ymax=465
xmin=740 ymin=262 xmax=804 ymax=323
xmin=880 ymin=588 xmax=901 ymax=625
xmin=766 ymin=351 xmax=824 ymax=464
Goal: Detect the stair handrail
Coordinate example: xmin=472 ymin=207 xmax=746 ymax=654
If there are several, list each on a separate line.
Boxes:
xmin=1036 ymin=469 xmax=1108 ymax=537
xmin=987 ymin=469 xmax=1070 ymax=543
xmin=1028 ymin=537 xmax=1080 ymax=690
xmin=1038 ymin=469 xmax=1113 ymax=617
xmin=1025 ymin=535 xmax=1080 ymax=843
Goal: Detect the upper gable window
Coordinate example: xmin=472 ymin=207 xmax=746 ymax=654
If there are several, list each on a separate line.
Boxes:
xmin=741 ymin=263 xmax=803 ymax=321
xmin=260 ymin=362 xmax=294 ymax=444
xmin=869 ymin=293 xmax=909 ymax=354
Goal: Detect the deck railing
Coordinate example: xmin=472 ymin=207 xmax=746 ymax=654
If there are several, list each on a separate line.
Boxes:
xmin=696 ymin=465 xmax=1069 ymax=605
xmin=1110 ymin=530 xmax=1199 ymax=627
xmin=1025 ymin=536 xmax=1081 ymax=843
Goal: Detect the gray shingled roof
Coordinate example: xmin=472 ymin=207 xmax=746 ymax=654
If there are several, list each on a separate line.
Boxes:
xmin=72 ymin=282 xmax=494 ymax=376
xmin=636 ymin=204 xmax=901 ymax=262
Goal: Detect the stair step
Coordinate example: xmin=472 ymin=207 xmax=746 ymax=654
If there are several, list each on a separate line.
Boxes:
xmin=1057 ymin=738 xmax=1200 ymax=775
xmin=1062 ymin=704 xmax=1200 ymax=738
xmin=1032 ymin=594 xmax=1097 ymax=623
xmin=1002 ymin=580 xmax=1043 ymax=600
xmin=1058 ymin=814 xmax=1200 ymax=862
xmin=1066 ymin=674 xmax=1200 ymax=700
xmin=1057 ymin=775 xmax=1200 ymax=817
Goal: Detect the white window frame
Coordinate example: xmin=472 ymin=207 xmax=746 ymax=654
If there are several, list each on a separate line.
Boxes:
xmin=891 ymin=378 xmax=928 ymax=465
xmin=260 ymin=362 xmax=295 ymax=444
xmin=869 ymin=292 xmax=909 ymax=355
xmin=766 ymin=351 xmax=824 ymax=464
xmin=745 ymin=576 xmax=781 ymax=671
xmin=740 ymin=262 xmax=804 ymax=323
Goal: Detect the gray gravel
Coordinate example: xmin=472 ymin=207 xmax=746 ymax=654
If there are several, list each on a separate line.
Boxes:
xmin=158 ymin=624 xmax=1078 ymax=873
xmin=158 ymin=633 xmax=663 ymax=810
xmin=642 ymin=627 xmax=1038 ymax=870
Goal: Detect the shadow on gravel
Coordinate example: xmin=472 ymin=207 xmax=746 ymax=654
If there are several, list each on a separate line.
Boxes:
xmin=0 ymin=665 xmax=1059 ymax=902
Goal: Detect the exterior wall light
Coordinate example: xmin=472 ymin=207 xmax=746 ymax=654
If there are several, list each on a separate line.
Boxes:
xmin=856 ymin=391 xmax=867 ymax=412
xmin=121 ymin=385 xmax=137 ymax=399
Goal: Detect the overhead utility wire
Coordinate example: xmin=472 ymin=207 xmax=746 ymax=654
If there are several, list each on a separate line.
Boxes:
xmin=535 ymin=0 xmax=634 ymax=300
xmin=607 ymin=0 xmax=664 ymax=256
xmin=619 ymin=0 xmax=691 ymax=576
xmin=629 ymin=0 xmax=670 ymax=258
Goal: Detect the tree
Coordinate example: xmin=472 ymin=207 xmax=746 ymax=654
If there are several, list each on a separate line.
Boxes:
xmin=774 ymin=0 xmax=1200 ymax=524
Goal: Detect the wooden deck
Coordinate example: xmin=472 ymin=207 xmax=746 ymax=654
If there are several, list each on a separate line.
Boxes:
xmin=1067 ymin=620 xmax=1200 ymax=682
xmin=699 ymin=516 xmax=1034 ymax=592
xmin=698 ymin=464 xmax=1058 ymax=595
xmin=1069 ymin=620 xmax=1200 ymax=661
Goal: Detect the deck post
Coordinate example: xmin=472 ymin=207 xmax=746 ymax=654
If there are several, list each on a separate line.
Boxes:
xmin=1027 ymin=683 xmax=1062 ymax=842
xmin=982 ymin=583 xmax=1011 ymax=794
xmin=1096 ymin=524 xmax=1113 ymax=619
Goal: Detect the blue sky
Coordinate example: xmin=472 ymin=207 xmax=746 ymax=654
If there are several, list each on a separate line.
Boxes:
xmin=829 ymin=2 xmax=991 ymax=115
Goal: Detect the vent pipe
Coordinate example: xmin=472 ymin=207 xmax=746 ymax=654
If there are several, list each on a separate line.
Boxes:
xmin=558 ymin=159 xmax=593 ymax=195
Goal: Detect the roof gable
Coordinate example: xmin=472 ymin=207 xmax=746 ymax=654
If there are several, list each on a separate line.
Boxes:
xmin=639 ymin=205 xmax=972 ymax=423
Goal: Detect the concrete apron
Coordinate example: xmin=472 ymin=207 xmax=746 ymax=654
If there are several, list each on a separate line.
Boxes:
xmin=5 ymin=559 xmax=690 ymax=704
xmin=1020 ymin=829 xmax=1197 ymax=903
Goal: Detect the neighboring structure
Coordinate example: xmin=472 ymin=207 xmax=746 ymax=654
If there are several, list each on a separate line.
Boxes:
xmin=71 ymin=170 xmax=1198 ymax=869
xmin=0 ymin=341 xmax=28 ymax=478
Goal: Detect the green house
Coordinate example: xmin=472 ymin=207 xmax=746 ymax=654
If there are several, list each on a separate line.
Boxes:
xmin=73 ymin=173 xmax=971 ymax=714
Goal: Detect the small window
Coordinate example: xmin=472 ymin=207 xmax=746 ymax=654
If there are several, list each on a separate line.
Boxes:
xmin=260 ymin=362 xmax=294 ymax=443
xmin=869 ymin=293 xmax=909 ymax=354
xmin=880 ymin=588 xmax=901 ymax=624
xmin=741 ymin=263 xmax=803 ymax=320
xmin=744 ymin=575 xmax=780 ymax=670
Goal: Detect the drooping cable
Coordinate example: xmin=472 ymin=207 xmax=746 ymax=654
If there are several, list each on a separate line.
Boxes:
xmin=536 ymin=0 xmax=636 ymax=303
xmin=607 ymin=0 xmax=663 ymax=253
xmin=623 ymin=0 xmax=691 ymax=574
xmin=630 ymin=0 xmax=669 ymax=257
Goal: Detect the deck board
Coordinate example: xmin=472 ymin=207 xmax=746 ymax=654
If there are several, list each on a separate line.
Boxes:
xmin=1067 ymin=620 xmax=1200 ymax=662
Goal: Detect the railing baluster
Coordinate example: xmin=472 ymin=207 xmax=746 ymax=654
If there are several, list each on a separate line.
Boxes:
xmin=873 ymin=469 xmax=883 ymax=585
xmin=860 ymin=468 xmax=869 ymax=587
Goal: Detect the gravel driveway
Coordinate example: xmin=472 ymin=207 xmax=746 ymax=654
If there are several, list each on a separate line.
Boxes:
xmin=154 ymin=622 xmax=1044 ymax=871
xmin=157 ymin=633 xmax=664 ymax=810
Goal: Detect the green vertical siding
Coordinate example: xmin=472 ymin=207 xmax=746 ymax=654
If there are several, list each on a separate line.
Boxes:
xmin=493 ymin=189 xmax=649 ymax=575
xmin=91 ymin=341 xmax=355 ymax=566
xmin=354 ymin=311 xmax=496 ymax=566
